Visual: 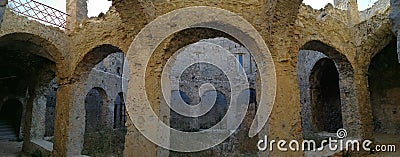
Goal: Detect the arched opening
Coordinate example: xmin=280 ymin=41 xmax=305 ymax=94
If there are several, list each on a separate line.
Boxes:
xmin=125 ymin=6 xmax=276 ymax=156
xmin=114 ymin=92 xmax=126 ymax=129
xmin=0 ymin=33 xmax=59 ymax=155
xmin=152 ymin=30 xmax=260 ymax=156
xmin=84 ymin=87 xmax=107 ymax=133
xmin=0 ymin=99 xmax=22 ymax=141
xmin=298 ymin=41 xmax=360 ymax=141
xmin=310 ymin=58 xmax=342 ymax=133
xmin=72 ymin=45 xmax=127 ymax=156
xmin=368 ymin=40 xmax=400 ymax=144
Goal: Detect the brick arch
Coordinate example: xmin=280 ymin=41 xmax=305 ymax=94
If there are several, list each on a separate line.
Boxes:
xmin=299 ymin=40 xmax=361 ymax=137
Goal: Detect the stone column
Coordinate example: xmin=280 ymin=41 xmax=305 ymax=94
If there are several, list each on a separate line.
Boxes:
xmin=66 ymin=0 xmax=87 ymax=30
xmin=52 ymin=84 xmax=73 ymax=157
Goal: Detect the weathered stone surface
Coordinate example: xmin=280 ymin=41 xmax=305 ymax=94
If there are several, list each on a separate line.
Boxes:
xmin=360 ymin=0 xmax=390 ymax=21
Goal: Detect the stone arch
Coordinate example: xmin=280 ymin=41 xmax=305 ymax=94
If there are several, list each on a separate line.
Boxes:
xmin=125 ymin=6 xmax=276 ymax=154
xmin=0 ymin=33 xmax=57 ymax=60
xmin=309 ymin=58 xmax=342 ymax=133
xmin=67 ymin=44 xmax=126 ymax=156
xmin=298 ymin=40 xmax=361 ymax=137
xmin=73 ymin=44 xmax=123 ymax=81
xmin=0 ymin=31 xmax=58 ymax=155
xmin=0 ymin=6 xmax=68 ymax=66
xmin=351 ymin=20 xmax=394 ymax=141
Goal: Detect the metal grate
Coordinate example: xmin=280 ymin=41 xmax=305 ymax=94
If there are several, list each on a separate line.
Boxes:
xmin=8 ymin=0 xmax=69 ymax=29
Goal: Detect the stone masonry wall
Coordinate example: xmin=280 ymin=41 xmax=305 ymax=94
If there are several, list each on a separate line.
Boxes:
xmin=360 ymin=0 xmax=390 ymax=21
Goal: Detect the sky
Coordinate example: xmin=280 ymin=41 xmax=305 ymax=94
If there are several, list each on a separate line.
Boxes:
xmin=23 ymin=0 xmax=381 ymax=17
xmin=34 ymin=0 xmax=112 ymax=17
xmin=303 ymin=0 xmax=379 ymax=10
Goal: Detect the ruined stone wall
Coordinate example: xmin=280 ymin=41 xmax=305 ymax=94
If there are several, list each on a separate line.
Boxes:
xmin=353 ymin=5 xmax=393 ymax=140
xmin=333 ymin=0 xmax=360 ymax=25
xmin=324 ymin=4 xmax=350 ymax=25
xmin=334 ymin=0 xmax=349 ymax=10
xmin=360 ymin=0 xmax=390 ymax=21
xmin=67 ymin=7 xmax=138 ymax=77
xmin=368 ymin=41 xmax=400 ymax=135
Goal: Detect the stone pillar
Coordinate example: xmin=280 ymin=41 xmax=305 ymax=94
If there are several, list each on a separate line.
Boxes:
xmin=52 ymin=84 xmax=70 ymax=157
xmin=66 ymin=0 xmax=87 ymax=30
xmin=334 ymin=0 xmax=360 ymax=26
